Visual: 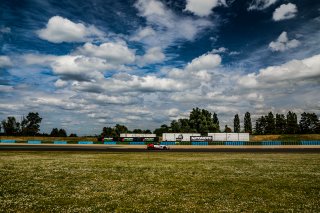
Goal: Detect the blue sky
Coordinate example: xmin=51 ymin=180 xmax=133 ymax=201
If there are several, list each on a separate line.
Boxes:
xmin=0 ymin=0 xmax=319 ymax=135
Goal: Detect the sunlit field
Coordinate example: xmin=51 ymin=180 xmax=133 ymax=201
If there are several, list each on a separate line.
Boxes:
xmin=0 ymin=152 xmax=319 ymax=212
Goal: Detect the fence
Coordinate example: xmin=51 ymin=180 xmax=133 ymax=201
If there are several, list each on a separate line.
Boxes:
xmin=1 ymin=140 xmax=319 ymax=146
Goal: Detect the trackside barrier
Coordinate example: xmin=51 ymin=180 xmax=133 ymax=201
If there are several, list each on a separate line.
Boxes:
xmin=161 ymin=142 xmax=176 ymax=145
xmin=130 ymin=142 xmax=145 ymax=145
xmin=192 ymin=142 xmax=209 ymax=146
xmin=28 ymin=140 xmax=41 ymax=144
xmin=0 ymin=140 xmax=15 ymax=143
xmin=54 ymin=141 xmax=67 ymax=144
xmin=262 ymin=141 xmax=282 ymax=146
xmin=104 ymin=141 xmax=117 ymax=145
xmin=78 ymin=141 xmax=93 ymax=144
xmin=225 ymin=141 xmax=245 ymax=146
xmin=301 ymin=141 xmax=320 ymax=145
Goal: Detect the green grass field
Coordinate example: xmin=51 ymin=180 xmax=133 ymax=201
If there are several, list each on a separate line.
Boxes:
xmin=0 ymin=152 xmax=319 ymax=212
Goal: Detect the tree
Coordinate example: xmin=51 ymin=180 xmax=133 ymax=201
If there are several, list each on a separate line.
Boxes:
xmin=212 ymin=112 xmax=220 ymax=132
xmin=299 ymin=112 xmax=320 ymax=134
xmin=101 ymin=127 xmax=117 ymax=137
xmin=58 ymin=129 xmax=67 ymax=137
xmin=255 ymin=116 xmax=266 ymax=134
xmin=265 ymin=112 xmax=275 ymax=134
xmin=20 ymin=112 xmax=42 ymax=136
xmin=189 ymin=108 xmax=219 ymax=134
xmin=233 ymin=114 xmax=240 ymax=133
xmin=275 ymin=114 xmax=286 ymax=134
xmin=133 ymin=129 xmax=143 ymax=133
xmin=114 ymin=124 xmax=128 ymax=136
xmin=286 ymin=111 xmax=299 ymax=134
xmin=69 ymin=133 xmax=78 ymax=137
xmin=154 ymin=124 xmax=169 ymax=137
xmin=1 ymin=117 xmax=20 ymax=135
xmin=244 ymin=112 xmax=252 ymax=133
xmin=50 ymin=128 xmax=59 ymax=137
xmin=143 ymin=129 xmax=152 ymax=134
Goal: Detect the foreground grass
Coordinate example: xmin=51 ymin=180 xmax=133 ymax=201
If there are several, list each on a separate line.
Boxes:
xmin=0 ymin=152 xmax=319 ymax=212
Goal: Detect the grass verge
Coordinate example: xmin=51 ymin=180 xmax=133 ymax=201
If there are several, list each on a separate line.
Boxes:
xmin=0 ymin=152 xmax=319 ymax=212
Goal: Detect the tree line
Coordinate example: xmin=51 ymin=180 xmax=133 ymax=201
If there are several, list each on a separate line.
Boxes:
xmin=0 ymin=112 xmax=77 ymax=137
xmin=1 ymin=109 xmax=319 ymax=137
xmin=154 ymin=109 xmax=320 ymax=136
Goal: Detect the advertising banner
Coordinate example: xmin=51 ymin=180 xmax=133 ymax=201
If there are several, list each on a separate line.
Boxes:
xmin=190 ymin=136 xmax=213 ymax=142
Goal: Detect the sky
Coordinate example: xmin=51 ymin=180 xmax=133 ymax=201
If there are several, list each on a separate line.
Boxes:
xmin=0 ymin=0 xmax=319 ymax=135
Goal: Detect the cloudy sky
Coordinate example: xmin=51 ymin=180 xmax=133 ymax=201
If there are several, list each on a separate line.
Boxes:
xmin=0 ymin=0 xmax=319 ymax=135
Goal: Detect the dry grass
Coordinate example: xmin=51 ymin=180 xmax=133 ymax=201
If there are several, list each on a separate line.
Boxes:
xmin=0 ymin=136 xmax=98 ymax=143
xmin=0 ymin=152 xmax=319 ymax=212
xmin=251 ymin=134 xmax=320 ymax=141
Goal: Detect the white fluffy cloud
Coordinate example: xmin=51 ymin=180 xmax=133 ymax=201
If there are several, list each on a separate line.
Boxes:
xmin=0 ymin=56 xmax=12 ymax=67
xmin=51 ymin=55 xmax=114 ymax=81
xmin=184 ymin=0 xmax=227 ymax=17
xmin=54 ymin=79 xmax=68 ymax=88
xmin=248 ymin=0 xmax=278 ymax=10
xmin=37 ymin=16 xmax=104 ymax=43
xmin=273 ymin=3 xmax=297 ymax=21
xmin=269 ymin=31 xmax=300 ymax=52
xmin=72 ymin=74 xmax=189 ymax=94
xmin=134 ymin=0 xmax=211 ymax=47
xmin=130 ymin=27 xmax=156 ymax=42
xmin=138 ymin=47 xmax=165 ymax=66
xmin=75 ymin=42 xmax=135 ymax=64
xmin=238 ymin=54 xmax=320 ymax=89
xmin=186 ymin=53 xmax=221 ymax=72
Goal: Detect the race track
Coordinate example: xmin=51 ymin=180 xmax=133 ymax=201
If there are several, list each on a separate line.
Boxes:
xmin=0 ymin=144 xmax=320 ymax=152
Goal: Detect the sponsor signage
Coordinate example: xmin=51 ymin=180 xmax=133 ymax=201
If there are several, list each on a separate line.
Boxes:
xmin=190 ymin=136 xmax=213 ymax=142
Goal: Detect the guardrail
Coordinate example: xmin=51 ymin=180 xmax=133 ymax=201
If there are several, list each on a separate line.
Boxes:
xmin=1 ymin=140 xmax=319 ymax=145
xmin=28 ymin=140 xmax=41 ymax=144
xmin=0 ymin=140 xmax=16 ymax=143
xmin=78 ymin=141 xmax=93 ymax=144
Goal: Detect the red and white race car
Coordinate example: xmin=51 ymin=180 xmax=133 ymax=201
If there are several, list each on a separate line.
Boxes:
xmin=147 ymin=143 xmax=169 ymax=150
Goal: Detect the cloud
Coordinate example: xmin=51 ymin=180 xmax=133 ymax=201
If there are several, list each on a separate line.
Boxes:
xmin=0 ymin=85 xmax=14 ymax=93
xmin=184 ymin=0 xmax=227 ymax=17
xmin=51 ymin=55 xmax=112 ymax=81
xmin=75 ymin=42 xmax=135 ymax=64
xmin=248 ymin=0 xmax=278 ymax=10
xmin=134 ymin=0 xmax=212 ymax=48
xmin=0 ymin=27 xmax=11 ymax=34
xmin=37 ymin=16 xmax=104 ymax=43
xmin=210 ymin=47 xmax=240 ymax=55
xmin=23 ymin=51 xmax=131 ymax=82
xmin=54 ymin=79 xmax=68 ymax=88
xmin=130 ymin=27 xmax=156 ymax=42
xmin=273 ymin=3 xmax=297 ymax=21
xmin=137 ymin=47 xmax=165 ymax=66
xmin=269 ymin=31 xmax=300 ymax=52
xmin=238 ymin=54 xmax=320 ymax=89
xmin=0 ymin=56 xmax=12 ymax=67
xmin=186 ymin=53 xmax=221 ymax=72
xmin=72 ymin=74 xmax=188 ymax=93
xmin=84 ymin=94 xmax=142 ymax=105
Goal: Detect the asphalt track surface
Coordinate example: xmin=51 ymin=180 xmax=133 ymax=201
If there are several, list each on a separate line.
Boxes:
xmin=1 ymin=144 xmax=320 ymax=153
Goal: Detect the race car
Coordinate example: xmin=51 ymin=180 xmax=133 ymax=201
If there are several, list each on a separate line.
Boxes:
xmin=147 ymin=143 xmax=169 ymax=150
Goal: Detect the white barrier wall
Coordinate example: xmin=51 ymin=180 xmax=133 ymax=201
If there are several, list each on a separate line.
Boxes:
xmin=162 ymin=133 xmax=201 ymax=142
xmin=208 ymin=133 xmax=227 ymax=141
xmin=226 ymin=133 xmax=238 ymax=141
xmin=208 ymin=133 xmax=250 ymax=141
xmin=238 ymin=133 xmax=250 ymax=141
xmin=120 ymin=133 xmax=156 ymax=138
